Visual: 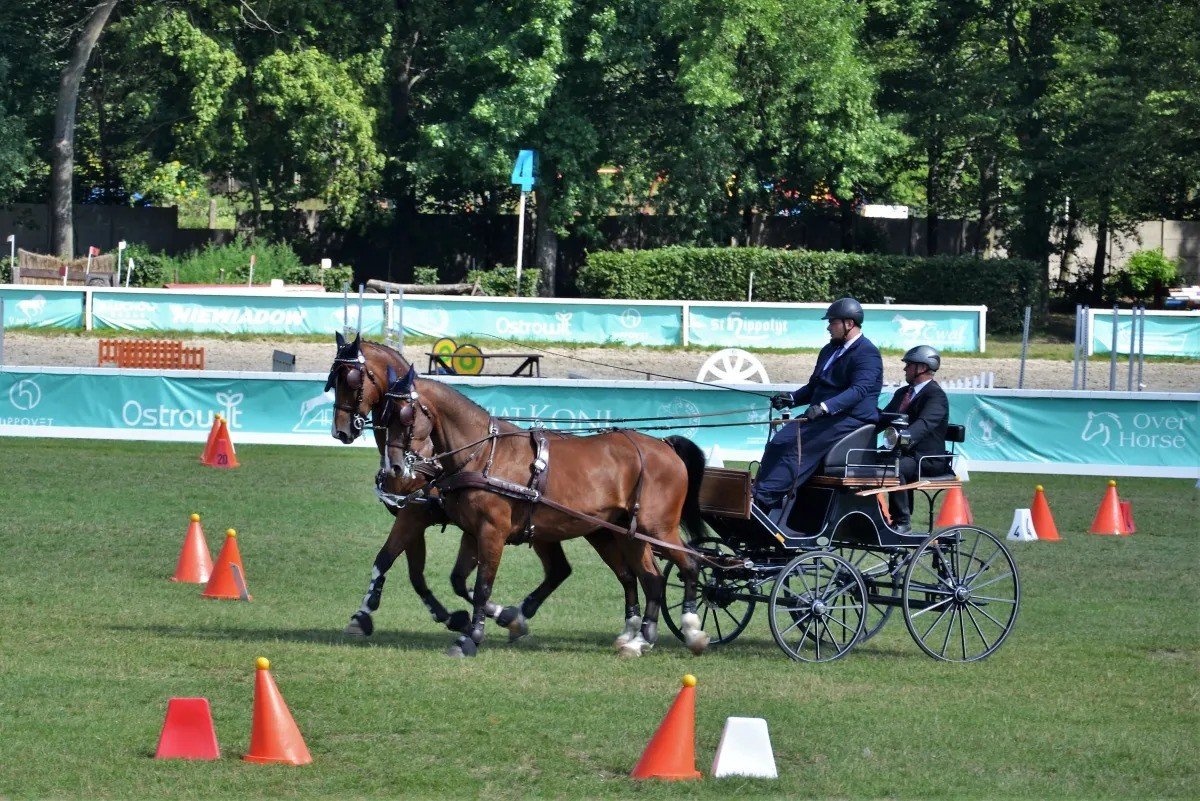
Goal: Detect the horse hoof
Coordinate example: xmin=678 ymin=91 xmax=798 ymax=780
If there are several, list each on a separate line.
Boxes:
xmin=344 ymin=613 xmax=373 ymax=637
xmin=685 ymin=630 xmax=711 ymax=655
xmin=446 ymin=636 xmax=478 ymax=658
xmin=344 ymin=621 xmax=366 ymax=637
xmin=613 ymin=632 xmax=636 ymax=650
xmin=507 ymin=613 xmax=529 ymax=642
xmin=618 ymin=643 xmax=643 ymax=658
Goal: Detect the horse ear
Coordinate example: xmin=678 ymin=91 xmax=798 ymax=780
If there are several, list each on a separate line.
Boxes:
xmin=401 ymin=364 xmax=417 ymax=391
xmin=353 ymin=332 xmax=362 ymax=348
xmin=386 ymin=364 xmax=398 ymax=386
xmin=336 ymin=331 xmax=345 ymax=348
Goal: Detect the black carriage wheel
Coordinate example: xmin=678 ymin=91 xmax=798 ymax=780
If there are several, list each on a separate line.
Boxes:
xmin=768 ymin=551 xmax=867 ymax=663
xmin=662 ymin=537 xmax=756 ymax=646
xmin=834 ymin=547 xmax=896 ymax=642
xmin=901 ymin=525 xmax=1020 ymax=662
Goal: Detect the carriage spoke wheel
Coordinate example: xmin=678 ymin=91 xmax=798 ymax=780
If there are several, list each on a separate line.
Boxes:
xmin=769 ymin=551 xmax=867 ymax=662
xmin=662 ymin=537 xmax=756 ymax=645
xmin=834 ymin=547 xmax=896 ymax=642
xmin=902 ymin=526 xmax=1020 ymax=662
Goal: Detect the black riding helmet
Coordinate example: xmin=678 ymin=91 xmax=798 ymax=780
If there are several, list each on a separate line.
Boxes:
xmin=902 ymin=344 xmax=941 ymax=372
xmin=822 ymin=297 xmax=864 ymax=326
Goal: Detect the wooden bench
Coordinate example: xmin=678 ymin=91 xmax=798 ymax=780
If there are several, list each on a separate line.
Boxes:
xmin=427 ymin=352 xmax=541 ymax=377
xmin=98 ymin=339 xmax=205 ymax=370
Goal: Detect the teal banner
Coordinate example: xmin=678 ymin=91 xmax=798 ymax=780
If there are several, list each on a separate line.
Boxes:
xmin=90 ymin=289 xmax=386 ymax=335
xmin=2 ymin=368 xmax=1195 ymax=477
xmin=1089 ymin=309 xmax=1200 ymax=358
xmin=0 ymin=287 xmax=85 ymax=328
xmin=402 ymin=298 xmax=681 ymax=346
xmin=687 ymin=303 xmax=983 ymax=351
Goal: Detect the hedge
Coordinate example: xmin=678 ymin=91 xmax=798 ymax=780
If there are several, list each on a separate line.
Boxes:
xmin=579 ymin=247 xmax=1043 ymax=333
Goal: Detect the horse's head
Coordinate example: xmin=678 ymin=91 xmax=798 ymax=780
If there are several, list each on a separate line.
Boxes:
xmin=325 ymin=332 xmax=392 ymax=443
xmin=380 ymin=363 xmax=437 ymax=480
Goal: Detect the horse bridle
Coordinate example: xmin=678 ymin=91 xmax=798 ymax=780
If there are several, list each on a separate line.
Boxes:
xmin=379 ymin=379 xmax=438 ymax=481
xmin=326 ymin=351 xmax=388 ymax=433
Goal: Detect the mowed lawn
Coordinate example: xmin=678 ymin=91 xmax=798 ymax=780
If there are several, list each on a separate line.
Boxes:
xmin=0 ymin=438 xmax=1196 ymax=800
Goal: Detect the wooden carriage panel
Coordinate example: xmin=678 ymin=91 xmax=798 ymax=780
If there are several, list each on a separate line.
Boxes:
xmin=698 ymin=467 xmax=752 ymax=519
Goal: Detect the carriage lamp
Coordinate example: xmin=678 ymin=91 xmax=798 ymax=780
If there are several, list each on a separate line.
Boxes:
xmin=882 ymin=426 xmax=912 ymax=451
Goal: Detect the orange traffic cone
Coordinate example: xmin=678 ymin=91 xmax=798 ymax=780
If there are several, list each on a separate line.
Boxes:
xmin=200 ymin=414 xmax=221 ymax=464
xmin=244 ymin=657 xmax=312 ymax=765
xmin=1030 ymin=486 xmax=1061 ymax=541
xmin=631 ymin=675 xmax=702 ymax=781
xmin=155 ymin=697 xmax=220 ymax=760
xmin=935 ymin=486 xmax=974 ymax=527
xmin=1119 ymin=500 xmax=1136 ymax=535
xmin=202 ymin=529 xmax=252 ymax=600
xmin=1089 ymin=480 xmax=1128 ymax=536
xmin=202 ymin=416 xmax=239 ymax=469
xmin=170 ymin=513 xmax=214 ymax=583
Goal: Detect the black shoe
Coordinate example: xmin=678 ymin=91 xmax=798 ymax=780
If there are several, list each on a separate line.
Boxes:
xmin=893 ymin=522 xmax=912 ymax=535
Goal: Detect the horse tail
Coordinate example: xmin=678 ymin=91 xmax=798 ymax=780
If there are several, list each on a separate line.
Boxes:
xmin=664 ymin=435 xmax=706 ymax=543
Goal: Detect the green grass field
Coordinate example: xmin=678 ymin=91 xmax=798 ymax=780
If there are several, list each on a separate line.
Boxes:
xmin=0 ymin=439 xmax=1196 ymax=799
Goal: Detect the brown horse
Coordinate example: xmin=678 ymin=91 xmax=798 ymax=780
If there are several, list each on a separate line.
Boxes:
xmin=326 ymin=334 xmax=647 ymax=650
xmin=378 ymin=363 xmax=711 ymax=657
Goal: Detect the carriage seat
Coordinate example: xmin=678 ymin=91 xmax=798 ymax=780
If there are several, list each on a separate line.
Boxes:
xmin=916 ymin=424 xmax=965 ymax=483
xmin=818 ymin=424 xmax=896 ymax=479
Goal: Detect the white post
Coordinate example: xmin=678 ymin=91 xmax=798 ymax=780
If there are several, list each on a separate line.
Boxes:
xmin=7 ymin=234 xmax=15 ymax=282
xmin=125 ymin=257 xmax=134 ymax=288
xmin=248 ymin=253 xmax=256 ymax=287
xmin=357 ymin=283 xmax=365 ymax=334
xmin=116 ymin=240 xmax=126 ymax=285
xmin=748 ymin=271 xmax=754 ymax=302
xmin=514 ymin=190 xmax=527 ymax=297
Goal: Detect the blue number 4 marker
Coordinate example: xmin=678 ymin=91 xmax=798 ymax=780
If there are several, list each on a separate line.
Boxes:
xmin=511 ymin=150 xmax=535 ymax=192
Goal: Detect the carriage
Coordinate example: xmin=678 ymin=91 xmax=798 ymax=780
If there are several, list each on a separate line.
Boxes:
xmin=660 ymin=414 xmax=1021 ymax=663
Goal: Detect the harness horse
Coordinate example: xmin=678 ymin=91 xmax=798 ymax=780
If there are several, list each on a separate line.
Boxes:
xmin=326 ymin=335 xmax=670 ymax=655
xmin=377 ymin=362 xmax=712 ymax=657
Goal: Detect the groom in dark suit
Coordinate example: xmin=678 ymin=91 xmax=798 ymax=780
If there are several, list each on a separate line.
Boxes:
xmin=755 ymin=297 xmax=883 ymax=510
xmin=880 ymin=345 xmax=950 ymax=533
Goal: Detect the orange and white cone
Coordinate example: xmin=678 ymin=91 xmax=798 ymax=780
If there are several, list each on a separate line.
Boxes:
xmin=631 ymin=675 xmax=702 ymax=780
xmin=244 ymin=658 xmax=312 ymax=765
xmin=201 ymin=529 xmax=252 ymax=600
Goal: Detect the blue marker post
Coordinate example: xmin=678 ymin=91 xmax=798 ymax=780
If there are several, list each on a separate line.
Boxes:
xmin=510 ymin=150 xmax=536 ymax=296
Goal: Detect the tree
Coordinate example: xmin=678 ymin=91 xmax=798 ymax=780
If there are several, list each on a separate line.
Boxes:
xmin=50 ymin=0 xmax=119 ymax=257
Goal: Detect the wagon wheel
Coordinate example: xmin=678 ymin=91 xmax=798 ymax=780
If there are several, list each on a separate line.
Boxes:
xmin=833 ymin=547 xmax=896 ymax=642
xmin=901 ymin=526 xmax=1020 ymax=662
xmin=768 ymin=551 xmax=867 ymax=662
xmin=662 ymin=537 xmax=756 ymax=645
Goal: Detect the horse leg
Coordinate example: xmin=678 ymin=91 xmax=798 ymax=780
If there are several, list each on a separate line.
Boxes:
xmin=447 ymin=536 xmax=505 ymax=633
xmin=582 ymin=534 xmax=642 ymax=649
xmin=346 ymin=512 xmax=451 ymax=636
xmin=616 ymin=541 xmax=665 ymax=658
xmin=495 ymin=541 xmax=573 ymax=642
xmin=447 ymin=529 xmax=505 ymax=658
xmin=661 ymin=539 xmax=710 ymax=655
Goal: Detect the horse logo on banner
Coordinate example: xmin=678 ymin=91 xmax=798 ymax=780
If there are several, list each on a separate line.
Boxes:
xmin=1081 ymin=411 xmax=1122 ymax=447
xmin=293 ymin=389 xmax=335 ymax=432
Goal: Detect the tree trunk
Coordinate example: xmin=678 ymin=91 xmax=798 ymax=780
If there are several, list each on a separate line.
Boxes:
xmin=533 ymin=186 xmax=558 ymax=297
xmin=973 ymin=155 xmax=998 ymax=255
xmin=1092 ymin=202 xmax=1111 ymax=304
xmin=925 ymin=143 xmax=940 ymax=256
xmin=50 ymin=0 xmax=119 ymax=258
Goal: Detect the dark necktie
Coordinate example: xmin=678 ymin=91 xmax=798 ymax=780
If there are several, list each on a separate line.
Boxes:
xmin=898 ymin=387 xmax=914 ymax=413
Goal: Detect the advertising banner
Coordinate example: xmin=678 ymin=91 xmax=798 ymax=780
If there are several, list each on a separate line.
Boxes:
xmin=687 ymin=303 xmax=984 ymax=351
xmin=401 ymin=297 xmax=682 ymax=346
xmin=0 ymin=287 xmax=85 ymax=328
xmin=1088 ymin=309 xmax=1200 ymax=358
xmin=2 ymin=369 xmax=1194 ymax=477
xmin=90 ymin=289 xmax=386 ymax=335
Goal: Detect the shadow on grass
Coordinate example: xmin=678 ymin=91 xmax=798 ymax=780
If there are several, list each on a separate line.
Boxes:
xmin=107 ymin=622 xmax=654 ymax=655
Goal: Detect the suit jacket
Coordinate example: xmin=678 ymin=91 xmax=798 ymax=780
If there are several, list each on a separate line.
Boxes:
xmin=790 ymin=335 xmax=883 ymax=422
xmin=882 ymin=380 xmax=949 ymax=465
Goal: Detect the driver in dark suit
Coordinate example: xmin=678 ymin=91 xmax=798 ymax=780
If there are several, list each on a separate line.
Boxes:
xmin=879 ymin=345 xmax=950 ymax=534
xmin=754 ymin=297 xmax=883 ymax=511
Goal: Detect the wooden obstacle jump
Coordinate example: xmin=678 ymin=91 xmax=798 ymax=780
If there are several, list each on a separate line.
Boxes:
xmin=98 ymin=339 xmax=205 ymax=370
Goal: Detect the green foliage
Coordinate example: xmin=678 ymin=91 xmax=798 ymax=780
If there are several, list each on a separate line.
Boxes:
xmin=580 ymin=246 xmax=1042 ymax=332
xmin=413 ymin=266 xmax=440 ymax=284
xmin=115 ymin=240 xmax=345 ymax=289
xmin=1106 ymin=248 xmax=1180 ymax=301
xmin=467 ymin=266 xmax=540 ymax=296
